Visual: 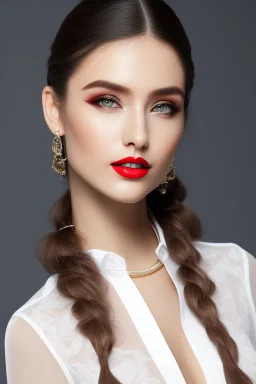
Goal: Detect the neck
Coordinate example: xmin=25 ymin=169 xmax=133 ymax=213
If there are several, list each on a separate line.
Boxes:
xmin=69 ymin=174 xmax=159 ymax=269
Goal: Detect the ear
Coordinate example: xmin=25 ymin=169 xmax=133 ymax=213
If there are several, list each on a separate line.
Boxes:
xmin=41 ymin=86 xmax=65 ymax=136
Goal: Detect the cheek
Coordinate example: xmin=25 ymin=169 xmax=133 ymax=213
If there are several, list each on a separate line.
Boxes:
xmin=154 ymin=120 xmax=184 ymax=156
xmin=66 ymin=110 xmax=113 ymax=156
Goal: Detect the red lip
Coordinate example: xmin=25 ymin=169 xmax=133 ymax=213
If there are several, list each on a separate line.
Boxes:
xmin=111 ymin=156 xmax=150 ymax=167
xmin=111 ymin=165 xmax=150 ymax=179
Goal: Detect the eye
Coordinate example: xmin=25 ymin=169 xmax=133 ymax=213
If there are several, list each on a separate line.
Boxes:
xmin=153 ymin=102 xmax=180 ymax=116
xmin=90 ymin=94 xmax=181 ymax=116
xmin=90 ymin=95 xmax=119 ymax=109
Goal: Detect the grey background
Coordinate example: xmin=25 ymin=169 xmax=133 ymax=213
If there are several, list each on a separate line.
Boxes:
xmin=2 ymin=0 xmax=256 ymax=382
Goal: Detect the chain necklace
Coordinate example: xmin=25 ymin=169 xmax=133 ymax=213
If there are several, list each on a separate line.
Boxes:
xmin=127 ymin=259 xmax=164 ymax=278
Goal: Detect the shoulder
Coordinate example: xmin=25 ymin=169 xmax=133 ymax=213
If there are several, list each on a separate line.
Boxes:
xmin=5 ymin=274 xmax=75 ymax=384
xmin=4 ymin=274 xmax=56 ymax=354
xmin=193 ymin=241 xmax=256 ymax=307
xmin=192 ymin=240 xmax=253 ymax=265
xmin=5 ymin=315 xmax=47 ymax=352
xmin=193 ymin=239 xmax=242 ymax=252
xmin=5 ymin=316 xmax=70 ymax=384
xmin=8 ymin=274 xmax=71 ymax=316
xmin=7 ymin=275 xmax=55 ymax=318
xmin=5 ymin=274 xmax=74 ymax=349
xmin=5 ymin=275 xmax=73 ymax=329
xmin=192 ymin=240 xmax=255 ymax=287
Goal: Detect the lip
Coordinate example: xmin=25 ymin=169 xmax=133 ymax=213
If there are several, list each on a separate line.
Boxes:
xmin=111 ymin=156 xmax=150 ymax=167
xmin=111 ymin=165 xmax=151 ymax=179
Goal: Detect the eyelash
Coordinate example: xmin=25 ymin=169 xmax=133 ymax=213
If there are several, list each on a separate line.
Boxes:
xmin=90 ymin=95 xmax=181 ymax=117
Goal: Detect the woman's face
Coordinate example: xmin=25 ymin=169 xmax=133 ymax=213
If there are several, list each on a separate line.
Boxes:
xmin=43 ymin=35 xmax=185 ymax=203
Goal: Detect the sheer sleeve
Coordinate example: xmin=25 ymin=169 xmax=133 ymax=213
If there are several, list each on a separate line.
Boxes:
xmin=245 ymin=248 xmax=256 ymax=312
xmin=5 ymin=316 xmax=69 ymax=384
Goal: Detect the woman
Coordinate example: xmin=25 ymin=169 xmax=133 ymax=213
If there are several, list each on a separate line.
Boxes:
xmin=4 ymin=0 xmax=256 ymax=383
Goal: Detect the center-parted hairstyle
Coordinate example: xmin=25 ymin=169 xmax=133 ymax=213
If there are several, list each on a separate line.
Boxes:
xmin=36 ymin=1 xmax=254 ymax=383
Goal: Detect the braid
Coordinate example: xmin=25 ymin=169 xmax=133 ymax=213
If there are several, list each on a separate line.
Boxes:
xmin=35 ymin=178 xmax=254 ymax=383
xmin=148 ymin=177 xmax=254 ymax=384
xmin=36 ymin=189 xmax=122 ymax=383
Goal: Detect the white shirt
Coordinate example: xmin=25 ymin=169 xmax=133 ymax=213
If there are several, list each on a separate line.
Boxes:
xmin=4 ymin=209 xmax=256 ymax=384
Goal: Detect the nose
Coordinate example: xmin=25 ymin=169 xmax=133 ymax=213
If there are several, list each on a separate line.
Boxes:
xmin=122 ymin=109 xmax=149 ymax=149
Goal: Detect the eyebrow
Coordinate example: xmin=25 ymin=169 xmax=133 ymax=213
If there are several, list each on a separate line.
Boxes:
xmin=81 ymin=79 xmax=185 ymax=99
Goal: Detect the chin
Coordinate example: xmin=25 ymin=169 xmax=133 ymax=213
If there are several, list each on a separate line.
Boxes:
xmin=101 ymin=186 xmax=151 ymax=204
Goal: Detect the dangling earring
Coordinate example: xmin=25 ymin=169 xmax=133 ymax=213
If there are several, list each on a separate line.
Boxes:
xmin=157 ymin=164 xmax=176 ymax=195
xmin=52 ymin=128 xmax=67 ymax=181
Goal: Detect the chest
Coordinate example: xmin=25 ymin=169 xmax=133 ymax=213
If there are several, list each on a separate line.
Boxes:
xmin=132 ymin=265 xmax=207 ymax=384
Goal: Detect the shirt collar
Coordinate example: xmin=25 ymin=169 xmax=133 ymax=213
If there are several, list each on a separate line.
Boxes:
xmin=83 ymin=207 xmax=169 ymax=275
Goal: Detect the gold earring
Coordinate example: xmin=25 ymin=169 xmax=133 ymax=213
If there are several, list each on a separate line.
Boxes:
xmin=52 ymin=128 xmax=67 ymax=180
xmin=157 ymin=164 xmax=176 ymax=195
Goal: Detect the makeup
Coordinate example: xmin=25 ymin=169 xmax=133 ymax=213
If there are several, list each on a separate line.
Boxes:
xmin=111 ymin=165 xmax=150 ymax=179
xmin=111 ymin=156 xmax=151 ymax=179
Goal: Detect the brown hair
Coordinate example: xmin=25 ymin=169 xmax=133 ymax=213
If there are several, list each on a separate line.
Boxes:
xmin=37 ymin=0 xmax=253 ymax=382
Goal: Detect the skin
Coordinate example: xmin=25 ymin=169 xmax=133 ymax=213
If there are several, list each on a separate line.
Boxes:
xmin=42 ymin=35 xmax=185 ymax=271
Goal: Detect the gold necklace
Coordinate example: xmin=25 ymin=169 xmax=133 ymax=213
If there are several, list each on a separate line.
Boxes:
xmin=127 ymin=259 xmax=164 ymax=278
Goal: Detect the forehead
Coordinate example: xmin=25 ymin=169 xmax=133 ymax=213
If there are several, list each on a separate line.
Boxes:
xmin=69 ymin=35 xmax=185 ymax=95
